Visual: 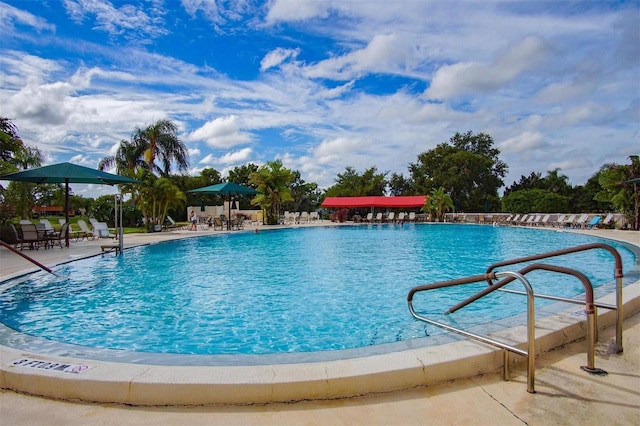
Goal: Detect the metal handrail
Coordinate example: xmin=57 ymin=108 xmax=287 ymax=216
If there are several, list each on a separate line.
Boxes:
xmin=0 ymin=240 xmax=56 ymax=275
xmin=408 ymin=270 xmax=537 ymax=393
xmin=448 ymin=243 xmax=624 ymax=352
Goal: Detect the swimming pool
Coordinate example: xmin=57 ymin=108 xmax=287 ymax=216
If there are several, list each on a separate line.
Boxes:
xmin=0 ymin=224 xmax=635 ymax=357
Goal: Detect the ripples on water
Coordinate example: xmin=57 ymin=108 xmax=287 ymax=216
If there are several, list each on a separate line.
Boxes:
xmin=0 ymin=224 xmax=635 ymax=355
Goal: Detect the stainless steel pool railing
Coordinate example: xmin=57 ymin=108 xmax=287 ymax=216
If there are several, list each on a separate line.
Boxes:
xmin=450 ymin=243 xmax=624 ymax=353
xmin=407 ymin=262 xmax=605 ymax=393
xmin=408 ymin=270 xmax=537 ymax=393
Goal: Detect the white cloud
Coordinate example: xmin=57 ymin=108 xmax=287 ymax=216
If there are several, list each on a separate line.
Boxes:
xmin=62 ymin=0 xmax=168 ymax=40
xmin=304 ymin=34 xmax=409 ymax=80
xmin=260 ymin=48 xmax=300 ymax=72
xmin=499 ymin=132 xmax=547 ymax=154
xmin=314 ymin=136 xmax=365 ymax=164
xmin=265 ymin=0 xmax=330 ymax=22
xmin=187 ymin=116 xmax=253 ymax=148
xmin=425 ymin=36 xmax=551 ymax=99
xmin=218 ymin=147 xmax=253 ymax=164
xmin=0 ymin=2 xmax=56 ymax=33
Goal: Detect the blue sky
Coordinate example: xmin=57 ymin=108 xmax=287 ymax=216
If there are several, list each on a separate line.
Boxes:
xmin=1 ymin=0 xmax=638 ymax=199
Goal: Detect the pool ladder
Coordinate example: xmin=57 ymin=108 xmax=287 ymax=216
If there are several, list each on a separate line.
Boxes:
xmin=407 ymin=243 xmax=624 ymax=393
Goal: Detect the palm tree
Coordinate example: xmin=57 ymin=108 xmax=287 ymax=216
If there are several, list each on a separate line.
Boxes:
xmin=249 ymin=160 xmax=295 ymax=225
xmin=423 ymin=187 xmax=454 ymax=222
xmin=133 ymin=119 xmax=189 ymax=176
xmin=136 ymin=174 xmax=186 ymax=231
xmin=98 ymin=139 xmax=148 ymax=177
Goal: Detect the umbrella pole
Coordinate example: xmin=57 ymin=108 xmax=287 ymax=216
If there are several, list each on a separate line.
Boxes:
xmin=65 ymin=180 xmax=70 ymax=247
xmin=228 ymin=194 xmax=231 ymax=230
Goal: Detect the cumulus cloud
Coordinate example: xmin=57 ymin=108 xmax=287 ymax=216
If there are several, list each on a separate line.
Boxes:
xmin=304 ymin=34 xmax=408 ymax=80
xmin=314 ymin=136 xmax=365 ymax=164
xmin=425 ymin=36 xmax=551 ymax=99
xmin=498 ymin=132 xmax=547 ymax=154
xmin=265 ymin=0 xmax=330 ymax=22
xmin=218 ymin=147 xmax=253 ymax=164
xmin=187 ymin=116 xmax=253 ymax=148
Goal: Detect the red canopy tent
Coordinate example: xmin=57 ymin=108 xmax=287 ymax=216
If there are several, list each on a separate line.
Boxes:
xmin=321 ymin=195 xmax=427 ymax=208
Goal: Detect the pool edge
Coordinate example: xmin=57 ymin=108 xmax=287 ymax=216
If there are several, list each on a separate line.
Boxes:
xmin=1 ymin=280 xmax=639 ymax=405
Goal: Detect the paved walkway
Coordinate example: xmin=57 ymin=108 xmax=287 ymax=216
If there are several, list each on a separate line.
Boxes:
xmin=1 ymin=225 xmax=639 ymax=425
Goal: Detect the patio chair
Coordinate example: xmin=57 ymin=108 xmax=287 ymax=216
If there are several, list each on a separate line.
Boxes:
xmin=374 ymin=213 xmax=383 ymax=223
xmin=364 ymin=212 xmax=374 ymax=222
xmin=76 ymin=219 xmax=95 ymax=239
xmin=165 ymin=215 xmax=183 ymax=231
xmin=19 ymin=223 xmax=44 ymax=250
xmin=9 ymin=224 xmax=23 ymax=249
xmin=386 ymin=212 xmax=395 ymax=223
xmin=397 ymin=212 xmax=406 ymax=223
xmin=574 ymin=214 xmax=589 ymax=228
xmin=585 ymin=216 xmax=602 ymax=229
xmin=93 ymin=221 xmax=115 ymax=238
xmin=408 ymin=212 xmax=416 ymax=222
xmin=601 ymin=213 xmax=615 ymax=228
xmin=310 ymin=211 xmax=319 ymax=222
xmin=213 ymin=217 xmax=224 ymax=230
xmin=47 ymin=222 xmax=69 ymax=249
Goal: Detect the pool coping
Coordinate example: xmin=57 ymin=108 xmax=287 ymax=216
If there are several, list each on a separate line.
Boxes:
xmin=1 ymin=227 xmax=639 ymax=405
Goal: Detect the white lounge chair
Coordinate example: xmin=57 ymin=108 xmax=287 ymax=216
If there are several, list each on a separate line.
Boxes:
xmin=601 ymin=213 xmax=614 ymax=227
xmin=574 ymin=214 xmax=589 ymax=228
xmin=397 ymin=212 xmax=406 ymax=223
xmin=386 ymin=212 xmax=395 ymax=222
xmin=408 ymin=212 xmax=416 ymax=222
xmin=76 ymin=219 xmax=95 ymax=240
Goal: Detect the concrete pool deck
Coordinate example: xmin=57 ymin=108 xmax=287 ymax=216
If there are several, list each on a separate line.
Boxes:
xmin=1 ymin=223 xmax=639 ymax=424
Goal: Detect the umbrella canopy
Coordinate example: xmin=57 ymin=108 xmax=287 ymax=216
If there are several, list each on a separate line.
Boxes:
xmin=189 ymin=182 xmax=259 ymax=230
xmin=1 ymin=162 xmax=140 ymax=246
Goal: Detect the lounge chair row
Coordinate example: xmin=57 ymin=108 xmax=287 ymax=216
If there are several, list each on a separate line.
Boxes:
xmin=352 ymin=212 xmax=417 ymax=223
xmin=499 ymin=213 xmax=614 ymax=229
xmin=282 ymin=211 xmax=320 ymax=224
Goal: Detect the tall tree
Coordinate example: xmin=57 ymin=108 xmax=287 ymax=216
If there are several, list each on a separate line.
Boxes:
xmin=0 ymin=117 xmax=25 ymax=175
xmin=133 ymin=119 xmax=189 ymax=176
xmin=409 ymin=131 xmax=506 ymax=212
xmin=249 ymin=160 xmax=295 ymax=225
xmin=324 ymin=166 xmax=387 ymax=197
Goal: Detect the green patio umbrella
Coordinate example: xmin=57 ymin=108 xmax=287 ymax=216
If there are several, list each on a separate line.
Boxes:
xmin=189 ymin=182 xmax=259 ymax=230
xmin=0 ymin=162 xmax=140 ymax=247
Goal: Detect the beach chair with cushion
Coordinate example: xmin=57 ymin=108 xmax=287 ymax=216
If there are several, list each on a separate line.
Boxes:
xmin=386 ymin=212 xmax=395 ymax=223
xmin=397 ymin=212 xmax=406 ymax=223
xmin=374 ymin=213 xmax=383 ymax=223
xmin=365 ymin=212 xmax=374 ymax=223
xmin=408 ymin=212 xmax=416 ymax=222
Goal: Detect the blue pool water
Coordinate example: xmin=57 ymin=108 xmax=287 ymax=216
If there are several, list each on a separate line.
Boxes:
xmin=0 ymin=224 xmax=635 ymax=355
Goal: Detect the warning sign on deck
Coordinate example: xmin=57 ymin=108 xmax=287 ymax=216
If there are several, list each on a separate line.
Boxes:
xmin=11 ymin=358 xmax=91 ymax=374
